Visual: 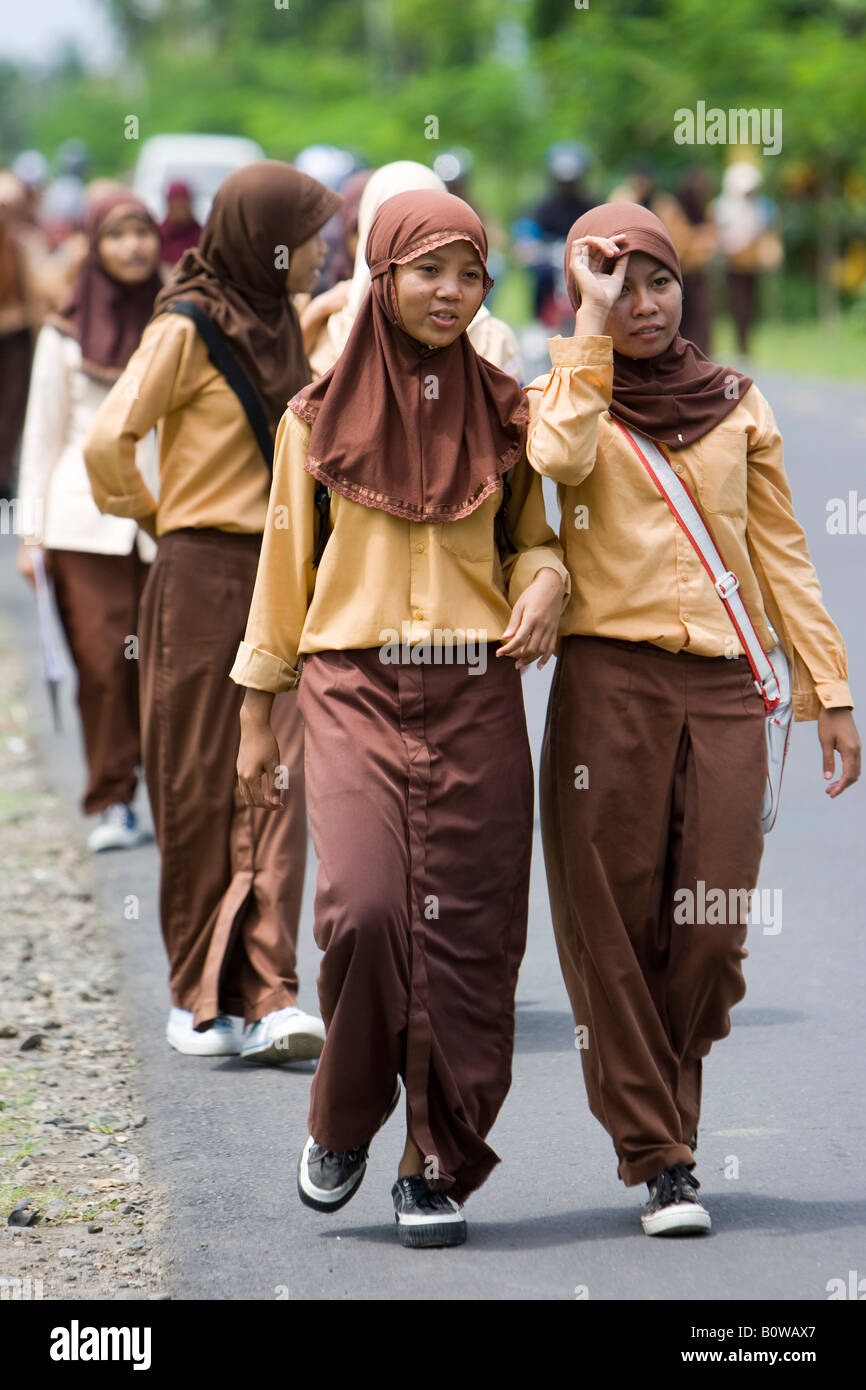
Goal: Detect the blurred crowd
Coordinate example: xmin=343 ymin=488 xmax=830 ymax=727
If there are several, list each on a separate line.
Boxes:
xmin=0 ymin=134 xmax=790 ymax=502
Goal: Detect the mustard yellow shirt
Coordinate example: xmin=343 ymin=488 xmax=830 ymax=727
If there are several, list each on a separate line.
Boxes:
xmin=230 ymin=409 xmax=570 ymax=693
xmin=526 ymin=335 xmax=852 ymax=721
xmin=83 ymin=313 xmax=271 ymax=535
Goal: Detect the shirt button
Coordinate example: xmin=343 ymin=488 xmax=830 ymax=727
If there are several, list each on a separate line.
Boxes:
xmin=674 ymin=464 xmax=684 ymax=475
xmin=415 ymin=611 xmax=424 ymax=621
xmin=415 ymin=543 xmax=425 ymax=553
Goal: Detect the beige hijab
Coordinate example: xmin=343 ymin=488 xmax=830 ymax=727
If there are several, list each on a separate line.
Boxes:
xmin=309 ymin=160 xmax=510 ymax=379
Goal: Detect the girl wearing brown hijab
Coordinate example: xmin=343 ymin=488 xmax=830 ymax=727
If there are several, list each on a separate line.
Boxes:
xmin=17 ymin=192 xmax=162 ymax=850
xmin=232 ymin=189 xmax=569 ymax=1247
xmin=527 ymin=201 xmax=860 ymax=1235
xmin=84 ymin=162 xmax=341 ymax=1061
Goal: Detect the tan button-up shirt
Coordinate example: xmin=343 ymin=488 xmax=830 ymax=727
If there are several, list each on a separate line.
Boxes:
xmin=83 ymin=313 xmax=271 ymax=536
xmin=526 ymin=335 xmax=852 ymax=721
xmin=230 ymin=409 xmax=570 ymax=693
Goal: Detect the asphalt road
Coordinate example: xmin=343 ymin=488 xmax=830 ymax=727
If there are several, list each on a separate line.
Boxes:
xmin=2 ymin=368 xmax=864 ymax=1301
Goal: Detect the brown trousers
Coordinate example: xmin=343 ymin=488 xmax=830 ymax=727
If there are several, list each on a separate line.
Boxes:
xmin=726 ymin=270 xmax=758 ymax=356
xmin=0 ymin=329 xmax=32 ymax=495
xmin=541 ymin=635 xmax=767 ymax=1186
xmin=298 ymin=647 xmax=534 ymax=1203
xmin=50 ymin=546 xmax=148 ymax=815
xmin=138 ymin=528 xmax=307 ymax=1027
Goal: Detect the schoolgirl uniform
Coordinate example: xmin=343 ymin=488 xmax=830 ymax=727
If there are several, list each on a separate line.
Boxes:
xmin=18 ymin=192 xmax=161 ymax=850
xmin=526 ymin=202 xmax=853 ymax=1233
xmin=230 ymin=190 xmax=569 ymax=1244
xmin=84 ymin=163 xmax=341 ymax=1061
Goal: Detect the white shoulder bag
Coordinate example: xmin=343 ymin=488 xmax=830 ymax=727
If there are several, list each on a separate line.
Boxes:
xmin=615 ymin=421 xmax=792 ymax=833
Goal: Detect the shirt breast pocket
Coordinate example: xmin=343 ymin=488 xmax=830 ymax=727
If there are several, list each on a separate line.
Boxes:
xmin=695 ymin=423 xmax=748 ymax=517
xmin=437 ymin=510 xmax=494 ymax=563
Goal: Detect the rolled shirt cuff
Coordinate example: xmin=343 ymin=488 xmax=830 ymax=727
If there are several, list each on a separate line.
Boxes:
xmin=507 ymin=551 xmax=571 ymax=607
xmin=95 ymin=487 xmax=158 ymax=521
xmin=230 ymin=641 xmax=301 ymax=694
xmin=547 ymin=334 xmax=613 ymax=368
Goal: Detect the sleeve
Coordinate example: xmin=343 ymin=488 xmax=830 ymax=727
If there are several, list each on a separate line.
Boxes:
xmin=500 ymin=453 xmax=571 ymax=607
xmin=82 ymin=315 xmax=200 ymax=523
xmin=744 ymin=388 xmax=853 ymax=720
xmin=525 ymin=335 xmax=613 ymax=485
xmin=468 ymin=313 xmax=525 ymax=383
xmin=229 ymin=411 xmax=318 ymax=693
xmin=17 ymin=326 xmax=72 ymax=545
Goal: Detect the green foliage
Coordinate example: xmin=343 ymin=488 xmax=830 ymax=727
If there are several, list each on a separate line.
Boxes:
xmin=1 ymin=0 xmax=863 ymax=229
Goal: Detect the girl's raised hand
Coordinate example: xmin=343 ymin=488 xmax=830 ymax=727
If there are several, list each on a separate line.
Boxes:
xmin=569 ymin=234 xmax=629 ymax=319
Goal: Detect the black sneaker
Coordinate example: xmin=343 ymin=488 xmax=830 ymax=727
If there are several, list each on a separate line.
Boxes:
xmin=391 ymin=1175 xmax=467 ymax=1248
xmin=641 ymin=1163 xmax=711 ymax=1236
xmin=297 ymin=1081 xmax=401 ymax=1213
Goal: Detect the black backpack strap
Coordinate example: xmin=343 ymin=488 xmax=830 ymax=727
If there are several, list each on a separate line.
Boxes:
xmin=494 ymin=467 xmax=514 ymax=561
xmin=312 ymin=482 xmax=331 ymax=569
xmin=165 ymin=301 xmax=274 ymax=473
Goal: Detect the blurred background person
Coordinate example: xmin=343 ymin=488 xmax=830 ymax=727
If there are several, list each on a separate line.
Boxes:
xmin=513 ymin=141 xmax=594 ymax=326
xmin=0 ymin=171 xmax=47 ymax=501
xmin=158 ymin=179 xmax=202 ymax=273
xmin=713 ymin=160 xmax=783 ymax=357
xmin=434 ymin=147 xmax=508 ymax=295
xmin=669 ymin=167 xmax=718 ymax=354
xmin=16 ymin=191 xmax=162 ymax=851
xmin=40 ymin=139 xmax=91 ymax=249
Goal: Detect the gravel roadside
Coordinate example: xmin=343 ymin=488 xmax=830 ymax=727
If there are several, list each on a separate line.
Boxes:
xmin=0 ymin=610 xmax=170 ymax=1302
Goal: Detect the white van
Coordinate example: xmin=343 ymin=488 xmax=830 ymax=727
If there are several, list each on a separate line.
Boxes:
xmin=132 ymin=134 xmax=266 ymax=223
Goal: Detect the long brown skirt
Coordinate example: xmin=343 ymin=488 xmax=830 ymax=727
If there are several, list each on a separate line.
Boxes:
xmin=50 ymin=546 xmax=149 ymax=814
xmin=138 ymin=528 xmax=307 ymax=1027
xmin=297 ymin=646 xmax=534 ymax=1203
xmin=541 ymin=635 xmax=767 ymax=1187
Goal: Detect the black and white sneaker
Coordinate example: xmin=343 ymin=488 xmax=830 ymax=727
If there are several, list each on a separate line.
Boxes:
xmin=391 ymin=1175 xmax=467 ymax=1248
xmin=641 ymin=1163 xmax=711 ymax=1236
xmin=297 ymin=1081 xmax=401 ymax=1214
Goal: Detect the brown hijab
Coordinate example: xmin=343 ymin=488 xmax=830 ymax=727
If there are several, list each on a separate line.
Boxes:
xmin=565 ymin=201 xmax=752 ymax=449
xmin=49 ymin=192 xmax=162 ymax=382
xmin=289 ymin=189 xmax=527 ymax=522
xmin=153 ymin=161 xmax=341 ymax=429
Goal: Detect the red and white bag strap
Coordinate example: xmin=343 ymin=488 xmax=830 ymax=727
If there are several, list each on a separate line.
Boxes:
xmin=614 ymin=419 xmax=781 ymax=712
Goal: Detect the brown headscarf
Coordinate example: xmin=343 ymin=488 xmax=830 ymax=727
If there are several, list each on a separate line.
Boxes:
xmin=565 ymin=201 xmax=752 ymax=449
xmin=48 ymin=192 xmax=162 ymax=382
xmin=153 ymin=161 xmax=341 ymax=429
xmin=289 ymin=189 xmax=527 ymax=522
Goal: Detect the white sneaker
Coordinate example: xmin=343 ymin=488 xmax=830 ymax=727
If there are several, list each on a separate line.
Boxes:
xmin=240 ymin=1006 xmax=325 ymax=1064
xmin=166 ymin=1007 xmax=244 ymax=1056
xmin=87 ymin=803 xmax=149 ymax=853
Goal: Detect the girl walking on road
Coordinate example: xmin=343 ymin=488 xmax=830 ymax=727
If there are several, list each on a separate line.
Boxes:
xmin=527 ymin=202 xmax=860 ymax=1236
xmin=84 ymin=162 xmax=340 ymax=1063
xmin=17 ymin=191 xmax=162 ymax=852
xmin=233 ymin=189 xmax=568 ymax=1247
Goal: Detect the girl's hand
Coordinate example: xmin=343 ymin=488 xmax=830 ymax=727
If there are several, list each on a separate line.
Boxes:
xmin=237 ymin=691 xmax=283 ymax=809
xmin=17 ymin=542 xmax=49 ymax=590
xmin=818 ymin=707 xmax=861 ymax=798
xmin=569 ymin=234 xmax=629 ymax=333
xmin=496 ymin=567 xmax=565 ymax=674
